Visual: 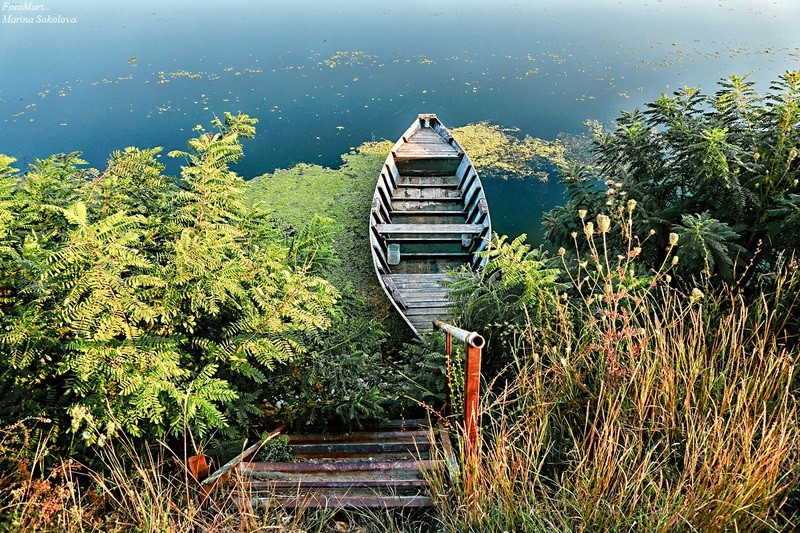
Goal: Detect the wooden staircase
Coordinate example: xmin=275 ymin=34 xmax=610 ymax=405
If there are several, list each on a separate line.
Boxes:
xmin=201 ymin=419 xmax=457 ymax=509
xmin=198 ymin=322 xmax=482 ymax=512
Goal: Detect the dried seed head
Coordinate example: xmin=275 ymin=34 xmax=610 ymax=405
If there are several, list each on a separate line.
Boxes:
xmin=649 ymin=229 xmax=656 ymax=236
xmin=789 ymin=148 xmax=798 ymax=162
xmin=584 ymin=222 xmax=595 ymax=238
xmin=558 ymin=247 xmax=566 ymax=256
xmin=571 ymin=231 xmax=578 ymax=239
xmin=597 ymin=214 xmax=611 ymax=234
xmin=672 ymin=255 xmax=679 ymax=265
xmin=691 ymin=287 xmax=704 ymax=300
xmin=627 ymin=199 xmax=637 ymax=213
xmin=578 ymin=209 xmax=587 ymax=220
xmin=669 ymin=232 xmax=679 ymax=246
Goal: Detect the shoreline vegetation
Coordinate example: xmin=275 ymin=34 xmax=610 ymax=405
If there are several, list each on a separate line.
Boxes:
xmin=1 ymin=72 xmax=799 ymax=531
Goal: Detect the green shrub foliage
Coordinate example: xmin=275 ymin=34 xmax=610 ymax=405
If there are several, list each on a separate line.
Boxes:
xmin=545 ymin=71 xmax=800 ymax=285
xmin=0 ymin=113 xmax=339 ymax=447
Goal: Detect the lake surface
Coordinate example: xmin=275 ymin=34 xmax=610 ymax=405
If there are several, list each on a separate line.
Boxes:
xmin=2 ymin=0 xmax=798 ymax=243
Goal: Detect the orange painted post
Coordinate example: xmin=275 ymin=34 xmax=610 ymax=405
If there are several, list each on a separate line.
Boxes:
xmin=433 ymin=320 xmax=485 ymax=508
xmin=444 ymin=330 xmax=453 ymax=415
xmin=464 ymin=341 xmax=481 ymax=457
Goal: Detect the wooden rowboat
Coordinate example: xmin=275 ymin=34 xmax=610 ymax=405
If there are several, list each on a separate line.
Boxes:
xmin=369 ymin=114 xmax=491 ymax=336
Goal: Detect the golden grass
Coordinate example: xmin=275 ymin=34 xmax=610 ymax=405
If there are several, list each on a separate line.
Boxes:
xmin=429 ymin=271 xmax=800 ymax=532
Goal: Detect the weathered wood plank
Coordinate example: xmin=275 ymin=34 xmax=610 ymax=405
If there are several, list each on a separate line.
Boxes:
xmin=392 ymin=187 xmax=462 ymax=199
xmin=291 ymin=441 xmax=431 ymax=457
xmin=391 ymin=210 xmax=465 ymax=217
xmin=394 ymin=291 xmax=450 ymax=298
xmin=408 ymin=317 xmax=445 ymax=330
xmin=390 ymin=279 xmax=451 ymax=285
xmin=387 ymin=280 xmax=450 ymax=288
xmin=252 ymin=494 xmax=433 ymax=509
xmin=391 ymin=202 xmax=463 ymax=213
xmin=287 ymin=430 xmax=429 ymax=444
xmin=249 ymin=479 xmax=429 ymax=490
xmin=242 ymin=459 xmax=440 ymax=474
xmin=404 ymin=307 xmax=451 ymax=317
xmin=405 ymin=300 xmax=451 ymax=308
xmin=395 ymin=150 xmax=460 ymax=159
xmin=376 ymin=223 xmax=483 ymax=235
xmin=384 ymin=236 xmax=463 ymax=244
xmin=386 ymin=273 xmax=450 ymax=281
xmin=400 ymin=252 xmax=471 ymax=259
xmin=384 ymin=275 xmax=449 ymax=287
xmin=396 ymin=175 xmax=459 ymax=187
xmin=402 ymin=292 xmax=450 ymax=301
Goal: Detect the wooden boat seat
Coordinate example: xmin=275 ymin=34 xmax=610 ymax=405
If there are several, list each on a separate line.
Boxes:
xmin=376 ymin=223 xmax=484 ymax=235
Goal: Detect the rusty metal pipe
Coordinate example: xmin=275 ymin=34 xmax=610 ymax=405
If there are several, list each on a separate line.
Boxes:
xmin=433 ymin=320 xmax=485 ymax=349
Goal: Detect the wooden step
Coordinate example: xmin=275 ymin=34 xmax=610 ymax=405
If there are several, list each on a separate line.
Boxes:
xmin=208 ymin=421 xmax=454 ymax=510
xmin=252 ymin=493 xmax=433 ymax=509
xmin=290 ymin=440 xmax=431 ymax=458
xmin=248 ymin=478 xmax=429 ymax=491
xmin=242 ymin=459 xmax=440 ymax=475
xmin=287 ymin=429 xmax=429 ymax=443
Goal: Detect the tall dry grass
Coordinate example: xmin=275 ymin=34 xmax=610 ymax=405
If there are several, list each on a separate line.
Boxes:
xmin=0 ymin=426 xmax=437 ymax=532
xmin=431 ymin=265 xmax=800 ymax=532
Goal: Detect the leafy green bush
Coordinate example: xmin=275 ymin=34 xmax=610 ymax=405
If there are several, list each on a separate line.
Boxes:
xmin=259 ymin=290 xmax=395 ymax=430
xmin=446 ymin=234 xmax=562 ymax=375
xmin=544 ymin=71 xmax=800 ymax=286
xmin=0 ymin=113 xmax=339 ymax=449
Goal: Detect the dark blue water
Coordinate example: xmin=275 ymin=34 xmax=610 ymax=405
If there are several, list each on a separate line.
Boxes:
xmin=2 ymin=0 xmax=798 ymax=242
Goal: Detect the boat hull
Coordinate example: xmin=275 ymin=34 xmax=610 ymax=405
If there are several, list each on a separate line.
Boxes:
xmin=369 ymin=114 xmax=491 ymax=336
